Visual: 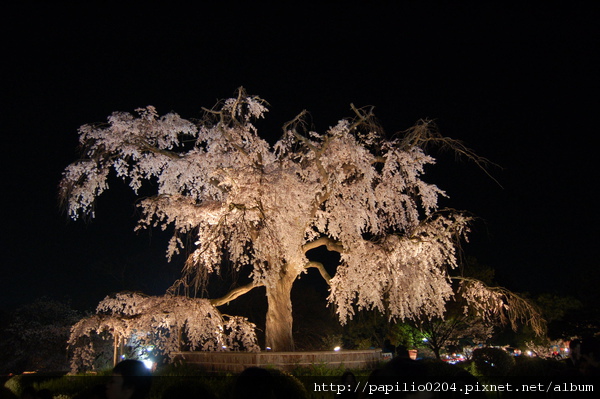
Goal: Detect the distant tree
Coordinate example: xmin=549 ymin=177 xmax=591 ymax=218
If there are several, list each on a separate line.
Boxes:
xmin=414 ymin=296 xmax=494 ymax=360
xmin=536 ymin=294 xmax=583 ymax=325
xmin=414 ymin=258 xmax=545 ymax=359
xmin=341 ymin=310 xmax=398 ymax=350
xmin=60 ymin=88 xmax=540 ymax=352
xmin=529 ymin=293 xmax=592 ymax=342
xmin=0 ymin=299 xmax=80 ymax=373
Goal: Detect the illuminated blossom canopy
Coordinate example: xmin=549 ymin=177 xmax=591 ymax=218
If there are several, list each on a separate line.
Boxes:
xmin=68 ymin=292 xmax=258 ymax=372
xmin=61 ymin=88 xmax=541 ymax=357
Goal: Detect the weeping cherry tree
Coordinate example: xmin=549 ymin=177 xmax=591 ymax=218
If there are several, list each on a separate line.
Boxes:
xmin=60 ymin=88 xmax=542 ymax=352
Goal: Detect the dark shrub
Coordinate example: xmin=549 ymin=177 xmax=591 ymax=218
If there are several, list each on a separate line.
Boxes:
xmin=231 ymin=367 xmax=308 ymax=399
xmin=472 ymin=348 xmax=515 ymax=377
xmin=510 ymin=356 xmax=570 ymax=377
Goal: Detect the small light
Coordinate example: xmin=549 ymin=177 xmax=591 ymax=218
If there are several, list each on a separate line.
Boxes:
xmin=422 ymin=338 xmax=428 ymax=342
xmin=266 ymin=347 xmax=271 ymax=351
xmin=333 ymin=346 xmax=341 ymax=352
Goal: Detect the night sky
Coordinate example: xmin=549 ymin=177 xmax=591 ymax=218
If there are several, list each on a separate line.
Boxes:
xmin=3 ymin=4 xmax=598 ymax=312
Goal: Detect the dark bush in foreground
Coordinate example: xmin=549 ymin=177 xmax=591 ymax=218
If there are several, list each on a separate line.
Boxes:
xmin=510 ymin=356 xmax=576 ymax=377
xmin=472 ymin=347 xmax=515 ymax=377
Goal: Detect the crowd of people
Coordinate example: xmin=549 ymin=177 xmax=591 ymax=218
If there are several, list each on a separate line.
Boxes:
xmin=9 ymin=336 xmax=599 ymax=398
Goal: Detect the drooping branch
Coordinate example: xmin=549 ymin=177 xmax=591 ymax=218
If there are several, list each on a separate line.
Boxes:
xmin=283 ymin=110 xmax=330 ymax=182
xmin=453 ymin=276 xmax=546 ymax=336
xmin=200 ymin=87 xmax=269 ymax=164
xmin=401 ymin=119 xmax=503 ymax=188
xmin=68 ymin=292 xmax=260 ymax=372
xmin=210 ymin=282 xmax=263 ymax=307
xmin=348 ymin=103 xmax=386 ymax=143
xmin=282 ymin=110 xmax=312 ymax=148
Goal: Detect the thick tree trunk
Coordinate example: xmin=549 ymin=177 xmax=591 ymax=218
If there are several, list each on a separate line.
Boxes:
xmin=265 ymin=273 xmax=296 ymax=351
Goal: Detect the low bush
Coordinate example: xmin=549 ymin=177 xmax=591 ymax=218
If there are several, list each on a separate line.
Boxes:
xmin=509 ymin=356 xmax=573 ymax=377
xmin=4 ymin=373 xmax=65 ymax=397
xmin=471 ymin=348 xmax=515 ymax=378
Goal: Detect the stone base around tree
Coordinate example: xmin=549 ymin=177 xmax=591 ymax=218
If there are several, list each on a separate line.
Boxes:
xmin=174 ymin=349 xmax=383 ymax=372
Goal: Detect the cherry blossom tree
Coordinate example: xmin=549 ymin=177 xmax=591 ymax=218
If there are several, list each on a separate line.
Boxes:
xmin=60 ymin=88 xmax=534 ymax=352
xmin=416 ymin=260 xmax=545 ymax=359
xmin=68 ymin=292 xmax=259 ymax=373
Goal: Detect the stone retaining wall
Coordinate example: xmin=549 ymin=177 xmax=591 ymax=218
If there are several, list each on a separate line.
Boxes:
xmin=175 ymin=349 xmax=383 ymax=372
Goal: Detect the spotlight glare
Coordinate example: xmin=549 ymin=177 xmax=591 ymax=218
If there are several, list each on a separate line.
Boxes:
xmin=141 ymin=359 xmax=154 ymax=370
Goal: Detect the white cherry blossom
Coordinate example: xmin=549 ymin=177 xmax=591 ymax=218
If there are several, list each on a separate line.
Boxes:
xmin=62 ymin=88 xmax=523 ymax=354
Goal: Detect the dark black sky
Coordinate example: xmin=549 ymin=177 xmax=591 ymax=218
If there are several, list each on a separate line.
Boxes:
xmin=2 ymin=4 xmax=598 ymax=311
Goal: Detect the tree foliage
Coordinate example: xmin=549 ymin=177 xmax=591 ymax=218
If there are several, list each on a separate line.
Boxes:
xmin=415 ymin=311 xmax=494 ymax=360
xmin=456 ymin=278 xmax=545 ymax=337
xmin=0 ymin=299 xmax=80 ymax=373
xmin=68 ymin=292 xmax=259 ymax=373
xmin=61 ymin=88 xmax=541 ymax=354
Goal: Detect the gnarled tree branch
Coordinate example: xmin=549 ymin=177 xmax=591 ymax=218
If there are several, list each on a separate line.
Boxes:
xmin=304 ymin=261 xmax=332 ymax=285
xmin=211 ymin=282 xmax=263 ymax=307
xmin=302 ymin=236 xmax=344 ymax=254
